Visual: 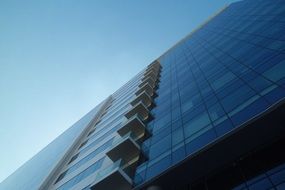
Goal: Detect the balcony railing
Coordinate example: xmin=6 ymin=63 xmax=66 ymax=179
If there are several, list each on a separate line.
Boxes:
xmin=131 ymin=91 xmax=153 ymax=107
xmin=125 ymin=101 xmax=151 ymax=121
xmin=139 ymin=76 xmax=157 ymax=88
xmin=144 ymin=66 xmax=159 ymax=74
xmin=118 ymin=114 xmax=150 ymax=140
xmin=143 ymin=69 xmax=159 ymax=78
xmin=147 ymin=62 xmax=160 ymax=69
xmin=90 ymin=159 xmax=132 ymax=190
xmin=135 ymin=83 xmax=156 ymax=97
xmin=142 ymin=73 xmax=159 ymax=84
xmin=145 ymin=67 xmax=160 ymax=75
xmin=106 ymin=132 xmax=141 ymax=163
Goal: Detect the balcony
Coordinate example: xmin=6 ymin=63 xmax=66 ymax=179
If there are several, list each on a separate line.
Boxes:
xmin=139 ymin=77 xmax=157 ymax=88
xmin=142 ymin=72 xmax=159 ymax=83
xmin=147 ymin=61 xmax=160 ymax=69
xmin=145 ymin=66 xmax=160 ymax=74
xmin=118 ymin=114 xmax=150 ymax=140
xmin=131 ymin=91 xmax=153 ymax=107
xmin=90 ymin=159 xmax=132 ymax=190
xmin=106 ymin=132 xmax=141 ymax=163
xmin=125 ymin=101 xmax=150 ymax=120
xmin=144 ymin=69 xmax=159 ymax=78
xmin=135 ymin=83 xmax=156 ymax=97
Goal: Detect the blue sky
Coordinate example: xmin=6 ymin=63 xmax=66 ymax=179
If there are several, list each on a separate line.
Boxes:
xmin=0 ymin=0 xmax=237 ymax=182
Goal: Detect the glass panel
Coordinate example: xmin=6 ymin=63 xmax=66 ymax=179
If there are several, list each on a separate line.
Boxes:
xmin=183 ymin=112 xmax=211 ymax=138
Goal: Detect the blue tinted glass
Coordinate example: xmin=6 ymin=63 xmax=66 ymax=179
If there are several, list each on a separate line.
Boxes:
xmin=172 ymin=145 xmax=186 ymax=164
xmin=172 ymin=128 xmax=184 ymax=145
xmin=230 ymin=97 xmax=269 ymax=126
xmin=214 ymin=118 xmax=233 ymax=137
xmin=270 ymin=169 xmax=285 ymax=185
xmin=149 ymin=135 xmax=171 ymax=159
xmin=183 ymin=112 xmax=211 ymax=138
xmin=133 ymin=0 xmax=285 ymax=186
xmin=185 ymin=128 xmax=216 ymax=155
xmin=248 ymin=177 xmax=272 ymax=190
xmin=221 ymin=85 xmax=256 ymax=113
xmin=146 ymin=155 xmax=171 ymax=180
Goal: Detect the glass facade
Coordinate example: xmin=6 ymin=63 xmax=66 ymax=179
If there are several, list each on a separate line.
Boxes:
xmin=1 ymin=0 xmax=285 ymax=190
xmin=134 ymin=0 xmax=285 ymax=189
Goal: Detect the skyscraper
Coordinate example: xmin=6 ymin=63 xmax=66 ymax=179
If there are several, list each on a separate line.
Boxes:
xmin=1 ymin=0 xmax=285 ymax=189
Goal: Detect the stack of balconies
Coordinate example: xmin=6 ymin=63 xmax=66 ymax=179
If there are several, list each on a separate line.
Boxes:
xmin=90 ymin=61 xmax=161 ymax=190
